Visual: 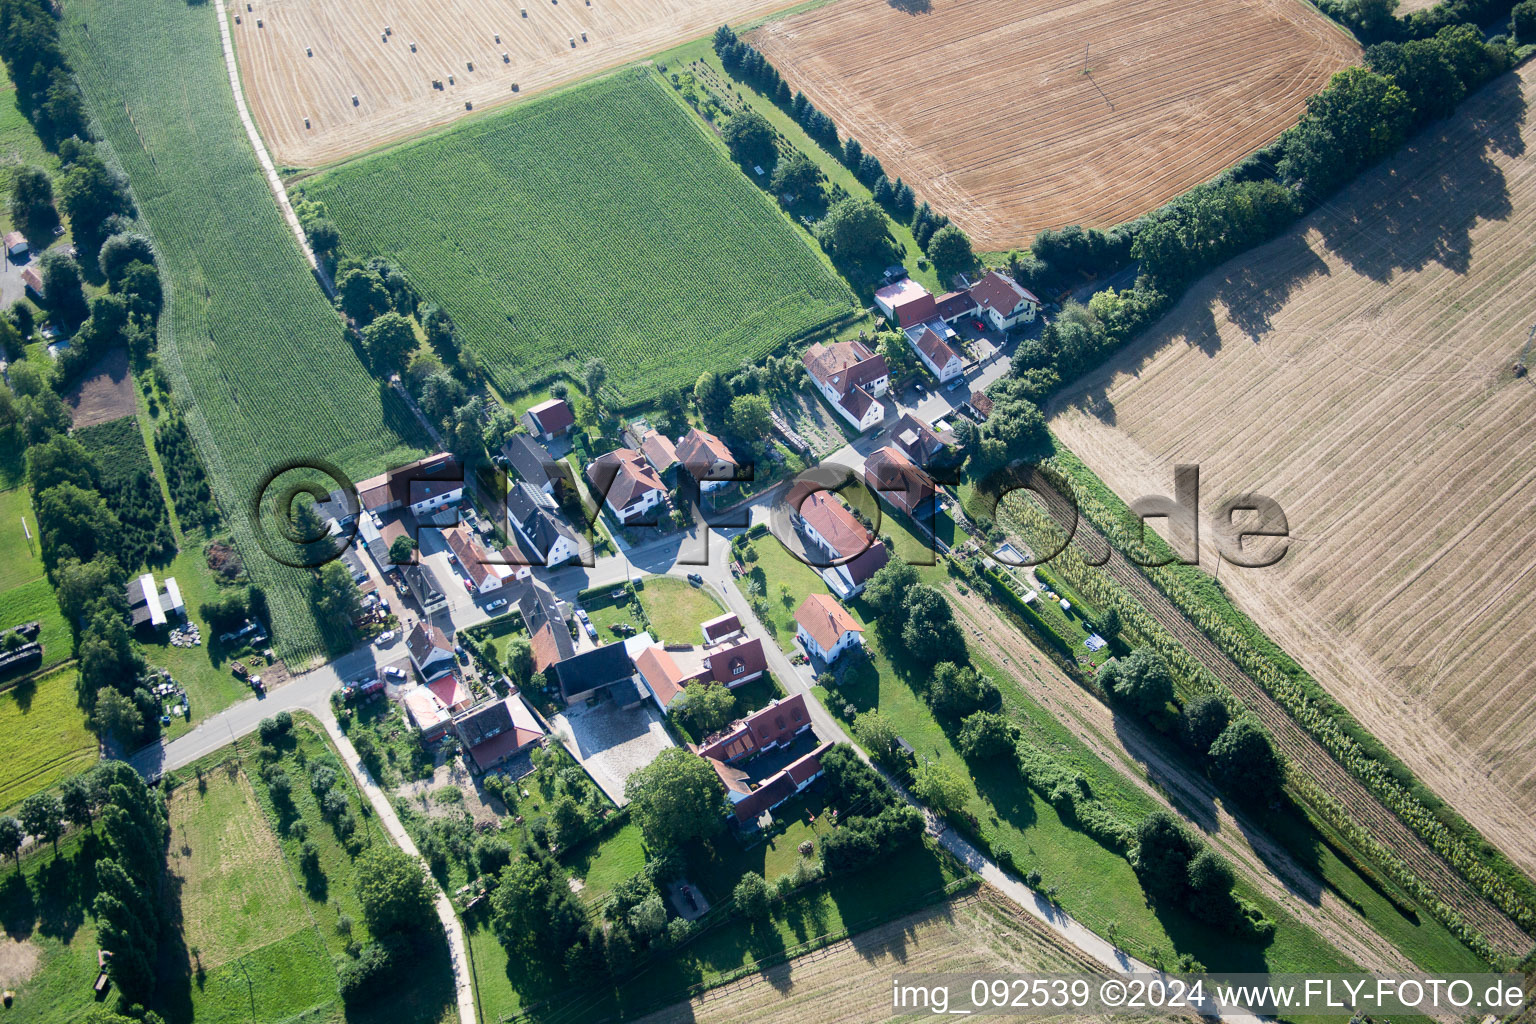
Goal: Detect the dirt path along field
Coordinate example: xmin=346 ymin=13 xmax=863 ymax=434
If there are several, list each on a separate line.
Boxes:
xmin=749 ymin=0 xmax=1356 ymax=250
xmin=1049 ymin=68 xmax=1536 ymax=904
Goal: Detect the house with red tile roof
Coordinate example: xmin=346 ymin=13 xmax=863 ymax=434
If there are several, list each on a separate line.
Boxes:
xmin=522 ymin=398 xmax=575 ymax=441
xmin=793 ymin=490 xmax=889 ymax=599
xmin=637 ymin=429 xmax=678 ymax=477
xmin=934 ymin=289 xmax=979 ymax=324
xmin=513 ymin=578 xmax=575 ymax=674
xmin=700 ymin=612 xmax=744 ymax=644
xmin=864 ymin=444 xmax=938 ymax=518
xmin=446 ymin=523 xmax=520 ymax=593
xmin=454 ymin=694 xmax=546 ymax=772
xmin=693 ymin=694 xmax=831 ymax=826
xmin=635 ymin=615 xmax=768 ymax=713
xmin=803 ymin=340 xmax=889 ymax=433
xmin=969 ymin=270 xmax=1039 ymax=331
xmin=586 ymin=448 xmax=665 ymax=524
xmin=356 ymin=453 xmax=463 ymax=517
xmin=873 ymin=278 xmax=938 ymax=329
xmin=20 ymin=265 xmax=42 ymax=297
xmin=402 ymin=684 xmax=454 ymax=739
xmin=903 ymin=322 xmax=964 ymax=383
xmin=427 ymin=672 xmax=472 ymax=713
xmin=794 ymin=593 xmax=864 ymax=663
xmin=675 ymin=428 xmax=740 ymax=493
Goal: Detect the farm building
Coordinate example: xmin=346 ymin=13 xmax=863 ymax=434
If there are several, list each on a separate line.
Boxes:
xmin=356 ymin=452 xmax=463 ymax=517
xmin=126 ymin=573 xmax=185 ymax=630
xmin=793 ymin=490 xmax=889 ymax=599
xmin=500 ymin=433 xmax=558 ymax=494
xmin=4 ymin=231 xmax=27 ymax=257
xmin=803 ymin=339 xmax=890 ymax=432
xmin=904 ymin=321 xmax=964 ymax=382
xmin=934 ymin=289 xmax=979 ymax=324
xmin=873 ymin=277 xmax=938 ymax=328
xmin=864 ymin=444 xmax=938 ymax=517
xmin=634 ymin=617 xmax=768 ymax=713
xmin=701 ymin=612 xmax=744 ymax=644
xmin=586 ymin=447 xmax=665 ymax=524
xmin=454 ymin=693 xmax=546 ymax=772
xmin=794 ymin=593 xmax=864 ymax=663
xmin=551 ymin=639 xmax=642 ymax=705
xmin=406 ymin=622 xmax=456 ymax=679
xmin=693 ymin=693 xmax=829 ymax=826
xmin=401 ymin=562 xmax=449 ymax=616
xmin=522 ymin=398 xmax=575 ymax=441
xmin=675 ymin=427 xmax=740 ymax=493
xmin=968 ymin=270 xmax=1039 ymax=330
xmin=506 ymin=481 xmax=581 ymax=568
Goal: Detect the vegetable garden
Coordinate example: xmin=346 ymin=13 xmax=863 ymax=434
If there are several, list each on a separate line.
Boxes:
xmin=305 ymin=69 xmax=855 ymax=407
xmin=60 ymin=0 xmax=429 ymax=665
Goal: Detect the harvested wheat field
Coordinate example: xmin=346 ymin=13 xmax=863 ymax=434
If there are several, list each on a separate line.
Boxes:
xmin=234 ymin=0 xmax=808 ymax=167
xmin=1050 ymin=69 xmax=1536 ymax=876
xmin=635 ymin=888 xmax=1157 ymax=1024
xmin=749 ymin=0 xmax=1356 ymax=251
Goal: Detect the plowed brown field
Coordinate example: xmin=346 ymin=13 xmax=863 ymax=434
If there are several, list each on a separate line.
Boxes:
xmin=1049 ymin=70 xmax=1536 ymax=878
xmin=233 ymin=0 xmax=808 ymax=167
xmin=749 ymin=0 xmax=1357 ymax=251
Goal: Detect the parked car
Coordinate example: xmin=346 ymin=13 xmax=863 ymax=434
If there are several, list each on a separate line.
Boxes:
xmin=947 ymin=377 xmax=966 ymax=392
xmin=686 ymin=573 xmax=703 ymax=586
xmin=375 ymin=630 xmax=396 ymax=646
xmin=972 ymin=318 xmax=986 ymax=332
xmin=384 ymin=666 xmax=406 ymax=681
xmin=680 ymin=885 xmax=697 ymax=911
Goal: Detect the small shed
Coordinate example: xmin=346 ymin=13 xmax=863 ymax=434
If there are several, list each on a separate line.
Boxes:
xmin=4 ymin=231 xmax=28 ymax=257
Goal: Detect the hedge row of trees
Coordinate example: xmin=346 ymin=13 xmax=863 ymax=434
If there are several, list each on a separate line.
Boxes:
xmin=1320 ymin=0 xmax=1534 ymax=44
xmin=0 ymin=0 xmax=88 ymax=149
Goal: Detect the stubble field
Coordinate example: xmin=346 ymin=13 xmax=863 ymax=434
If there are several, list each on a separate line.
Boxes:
xmin=1049 ymin=70 xmax=1536 ymax=877
xmin=235 ymin=0 xmax=811 ymax=167
xmin=749 ymin=0 xmax=1357 ymax=251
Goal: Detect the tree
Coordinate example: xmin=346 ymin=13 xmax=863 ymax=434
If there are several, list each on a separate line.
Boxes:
xmin=20 ymin=791 xmax=64 ymax=854
xmin=900 ymin=586 xmax=965 ymax=666
xmin=957 ymin=711 xmax=1016 ymax=758
xmin=312 ymin=560 xmax=361 ymax=630
xmin=925 ymin=223 xmax=974 ymax=279
xmin=1099 ymin=646 xmax=1173 ymax=718
xmin=817 ymin=196 xmax=888 ymax=260
xmin=117 ymin=261 xmax=163 ymax=319
xmin=335 ymin=266 xmax=391 ymax=324
xmin=56 ymin=148 xmax=131 ymax=245
xmin=733 ymin=872 xmax=771 ymax=920
xmin=769 ymin=150 xmax=821 ymax=204
xmin=355 ymin=845 xmax=432 ymax=934
xmin=361 ymin=311 xmax=417 ymax=375
xmin=9 ymin=165 xmax=56 ymax=236
xmin=1186 ymin=848 xmax=1239 ymax=926
xmin=979 ymin=398 xmax=1049 ymax=466
xmin=450 ymin=399 xmax=487 ymax=459
xmin=677 ymin=681 xmax=736 ymax=736
xmin=1516 ymin=0 xmax=1536 ymax=43
xmin=582 ymin=357 xmax=609 ymax=406
xmin=862 ymin=561 xmax=919 ymax=619
xmin=625 ymin=747 xmax=725 ymax=849
xmin=0 ymin=814 xmax=21 ymax=869
xmin=726 ymin=393 xmax=773 ymax=445
xmin=549 ymin=794 xmax=586 ymax=848
xmin=490 ymin=856 xmax=588 ymax=954
xmin=1207 ymin=717 xmax=1283 ymax=805
xmin=1133 ymin=810 xmax=1197 ymax=902
xmin=1182 ymin=695 xmax=1230 ymax=755
xmin=911 ymin=759 xmax=967 ymax=814
xmin=1097 ymin=606 xmax=1122 ymax=642
xmin=98 ymin=233 xmax=155 ymax=286
xmin=26 ymin=433 xmax=98 ymax=494
xmin=388 ymin=534 xmax=416 ymax=565
xmin=38 ymin=248 xmax=87 ymax=323
xmin=1277 ymin=68 xmax=1411 ymax=197
xmin=927 ymin=661 xmax=996 ymax=718
xmin=852 ymin=709 xmax=900 ymax=763
xmin=720 ymin=108 xmax=775 ymax=167
xmin=694 ymin=370 xmax=733 ymax=431
xmin=35 ymin=482 xmax=120 ymax=570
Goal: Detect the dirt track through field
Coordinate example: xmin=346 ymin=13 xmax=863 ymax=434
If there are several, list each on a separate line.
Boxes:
xmin=234 ymin=0 xmax=810 ymax=167
xmin=945 ymin=583 xmax=1425 ymax=977
xmin=634 ymin=888 xmax=1163 ymax=1024
xmin=1049 ymin=69 xmax=1536 ymax=917
xmin=749 ymin=0 xmax=1356 ymax=251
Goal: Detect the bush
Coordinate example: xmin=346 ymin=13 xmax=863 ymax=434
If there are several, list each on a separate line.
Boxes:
xmin=1207 ymin=717 xmax=1284 ymax=806
xmin=1182 ymin=695 xmax=1230 ymax=754
xmin=1133 ymin=811 xmax=1198 ymax=902
xmin=733 ymin=872 xmax=772 ymax=920
xmin=957 ymin=711 xmax=1016 ymax=758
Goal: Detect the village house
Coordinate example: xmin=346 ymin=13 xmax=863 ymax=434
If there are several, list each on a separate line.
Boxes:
xmin=637 ymin=428 xmax=678 ymax=479
xmin=802 ymin=339 xmax=890 ymax=433
xmin=586 ymin=447 xmax=665 ymax=524
xmin=446 ymin=523 xmax=521 ymax=593
xmin=521 ymin=397 xmax=575 ymax=441
xmin=356 ymin=453 xmax=463 ymax=518
xmin=675 ymin=427 xmax=740 ymax=493
xmin=793 ymin=490 xmax=889 ymax=599
xmin=969 ymin=270 xmax=1039 ymax=331
xmin=500 ymin=434 xmax=558 ymax=495
xmin=506 ymin=482 xmax=581 ymax=568
xmin=514 ymin=578 xmax=575 ymax=674
xmin=693 ymin=694 xmax=832 ymax=826
xmin=453 ymin=693 xmax=547 ymax=772
xmin=406 ymin=621 xmax=456 ymax=679
xmin=903 ymin=321 xmax=965 ymax=383
xmin=794 ymin=593 xmax=864 ymax=663
xmin=633 ymin=613 xmax=768 ymax=713
xmin=873 ymin=278 xmax=938 ymax=328
xmin=401 ymin=562 xmax=448 ymax=616
xmin=402 ymin=685 xmax=454 ymax=739
xmin=864 ymin=444 xmax=938 ymax=518
xmin=934 ymin=289 xmax=979 ymax=324
xmin=889 ymin=412 xmax=951 ymax=466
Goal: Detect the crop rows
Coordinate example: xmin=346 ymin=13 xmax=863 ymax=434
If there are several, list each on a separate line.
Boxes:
xmin=61 ymin=0 xmax=428 ymax=666
xmin=307 ymin=69 xmax=854 ymax=407
xmin=990 ymin=466 xmax=1531 ymax=957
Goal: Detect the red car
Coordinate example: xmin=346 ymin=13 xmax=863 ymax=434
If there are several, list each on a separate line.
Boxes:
xmin=972 ymin=318 xmax=986 ymax=332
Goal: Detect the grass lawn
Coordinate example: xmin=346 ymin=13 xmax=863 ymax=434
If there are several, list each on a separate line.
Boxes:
xmin=0 ymin=487 xmax=44 ymax=591
xmin=0 ymin=829 xmax=105 ymax=1024
xmin=738 ymin=534 xmax=833 ymax=652
xmin=0 ymin=665 xmax=95 ymax=813
xmin=578 ymin=586 xmax=646 ymax=643
xmin=566 ymin=820 xmax=648 ymax=908
xmin=636 ymin=575 xmax=725 ymax=644
xmin=0 ymin=577 xmax=69 ymax=675
xmin=340 ymin=695 xmax=436 ymax=789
